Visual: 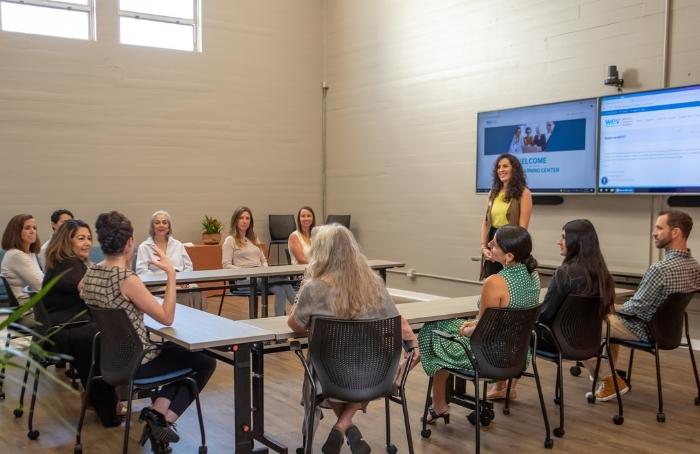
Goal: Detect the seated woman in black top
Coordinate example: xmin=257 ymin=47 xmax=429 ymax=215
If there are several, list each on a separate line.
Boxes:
xmin=538 ymin=219 xmax=615 ymax=351
xmin=43 ymin=219 xmax=92 ymax=324
xmin=42 ymin=219 xmax=121 ymax=427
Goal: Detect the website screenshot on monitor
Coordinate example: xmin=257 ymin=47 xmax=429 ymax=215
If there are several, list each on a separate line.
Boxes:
xmin=476 ymin=99 xmax=597 ymax=193
xmin=598 ymin=86 xmax=700 ymax=193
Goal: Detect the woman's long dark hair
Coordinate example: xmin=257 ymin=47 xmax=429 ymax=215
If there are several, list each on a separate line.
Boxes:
xmin=490 ymin=153 xmax=527 ymax=202
xmin=561 ymin=219 xmax=615 ymax=320
xmin=493 ymin=225 xmax=538 ymax=273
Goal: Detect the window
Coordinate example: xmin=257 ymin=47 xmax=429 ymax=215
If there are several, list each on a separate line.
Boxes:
xmin=0 ymin=0 xmax=95 ymax=41
xmin=119 ymin=0 xmax=201 ymax=52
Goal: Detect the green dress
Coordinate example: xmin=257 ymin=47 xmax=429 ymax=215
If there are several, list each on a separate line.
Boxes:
xmin=419 ymin=263 xmax=540 ymax=376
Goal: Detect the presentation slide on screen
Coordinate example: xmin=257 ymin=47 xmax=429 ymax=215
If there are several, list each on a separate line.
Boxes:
xmin=598 ymin=85 xmax=700 ymax=193
xmin=476 ymin=99 xmax=598 ymax=193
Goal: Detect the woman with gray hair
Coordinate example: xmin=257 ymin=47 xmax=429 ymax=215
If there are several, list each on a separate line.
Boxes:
xmin=287 ymin=224 xmax=419 ymax=454
xmin=136 ymin=210 xmax=205 ymax=310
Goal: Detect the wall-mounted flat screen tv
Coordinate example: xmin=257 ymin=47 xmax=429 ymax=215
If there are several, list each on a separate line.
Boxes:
xmin=476 ymin=98 xmax=598 ymax=194
xmin=598 ymin=84 xmax=700 ymax=194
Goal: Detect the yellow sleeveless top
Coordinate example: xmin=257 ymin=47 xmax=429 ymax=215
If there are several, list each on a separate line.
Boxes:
xmin=490 ymin=191 xmax=511 ymax=228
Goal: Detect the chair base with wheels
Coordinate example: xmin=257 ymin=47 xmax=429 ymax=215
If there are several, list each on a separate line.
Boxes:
xmin=534 ymin=295 xmax=609 ymax=438
xmin=74 ymin=307 xmax=207 ymax=454
xmin=590 ymin=293 xmax=699 ymax=424
xmin=420 ymin=306 xmax=553 ymax=453
xmin=292 ymin=316 xmax=414 ymax=454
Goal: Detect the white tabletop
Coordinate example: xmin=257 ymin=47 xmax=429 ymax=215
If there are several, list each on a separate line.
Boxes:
xmin=140 ymin=259 xmax=404 ymax=286
xmin=145 ymin=304 xmax=275 ymax=350
xmin=241 ymin=295 xmax=482 ymax=341
xmin=146 ymin=287 xmax=635 ymax=348
xmin=240 ymin=287 xmax=634 ymax=341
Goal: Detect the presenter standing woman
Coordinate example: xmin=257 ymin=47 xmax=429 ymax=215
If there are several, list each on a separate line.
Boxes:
xmin=480 ymin=153 xmax=532 ymax=279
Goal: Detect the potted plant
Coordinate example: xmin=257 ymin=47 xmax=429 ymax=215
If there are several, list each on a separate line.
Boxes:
xmin=201 ymin=215 xmax=223 ymax=245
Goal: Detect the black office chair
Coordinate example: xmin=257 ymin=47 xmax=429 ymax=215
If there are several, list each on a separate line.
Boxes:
xmin=20 ymin=296 xmax=83 ymax=440
xmin=421 ymin=305 xmax=553 ymax=453
xmin=292 ymin=316 xmax=415 ymax=454
xmin=0 ymin=275 xmax=43 ymax=403
xmin=74 ymin=306 xmax=207 ymax=454
xmin=325 ymin=214 xmax=351 ymax=229
xmin=600 ymin=292 xmax=699 ymax=423
xmin=534 ymin=295 xmax=606 ymax=437
xmin=268 ymin=215 xmax=296 ymax=265
xmin=0 ymin=249 xmax=8 ymax=304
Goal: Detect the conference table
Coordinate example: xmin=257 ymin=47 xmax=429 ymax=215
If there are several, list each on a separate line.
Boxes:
xmin=145 ymin=294 xmax=480 ymax=453
xmin=144 ymin=286 xmax=635 ymax=453
xmin=140 ymin=259 xmax=404 ymax=318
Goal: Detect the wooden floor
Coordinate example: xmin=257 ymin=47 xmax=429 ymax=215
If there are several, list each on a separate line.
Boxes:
xmin=2 ymin=295 xmax=699 ymax=453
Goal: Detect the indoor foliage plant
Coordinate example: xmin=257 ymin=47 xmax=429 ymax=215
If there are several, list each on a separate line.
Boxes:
xmin=201 ymin=215 xmax=223 ymax=245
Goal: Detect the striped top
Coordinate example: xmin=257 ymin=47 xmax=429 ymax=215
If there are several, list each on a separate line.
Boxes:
xmin=81 ymin=264 xmax=159 ymax=363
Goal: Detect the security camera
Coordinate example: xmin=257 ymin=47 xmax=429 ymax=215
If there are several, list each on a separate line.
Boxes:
xmin=604 ymin=65 xmax=624 ymax=90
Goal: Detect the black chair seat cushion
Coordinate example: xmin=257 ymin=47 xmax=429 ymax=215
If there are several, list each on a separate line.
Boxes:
xmin=535 ymin=349 xmax=559 ymax=360
xmin=133 ymin=368 xmax=193 ymax=387
xmin=610 ymin=338 xmax=653 ymax=350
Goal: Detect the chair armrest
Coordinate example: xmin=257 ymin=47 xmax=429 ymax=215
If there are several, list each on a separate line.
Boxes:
xmin=533 ymin=321 xmax=562 ymax=352
xmin=433 ymin=329 xmax=477 ymax=366
xmin=402 ymin=340 xmax=418 ymax=352
xmin=290 ymin=340 xmax=303 ymax=352
xmin=290 ymin=340 xmax=316 ymax=388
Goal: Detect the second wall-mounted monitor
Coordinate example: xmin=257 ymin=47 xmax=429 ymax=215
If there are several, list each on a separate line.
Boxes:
xmin=476 ymin=98 xmax=598 ymax=194
xmin=598 ymin=84 xmax=700 ymax=194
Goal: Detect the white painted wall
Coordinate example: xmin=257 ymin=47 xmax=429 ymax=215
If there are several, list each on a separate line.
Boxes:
xmin=0 ymin=0 xmax=323 ymax=247
xmin=323 ymin=0 xmax=700 ymax=295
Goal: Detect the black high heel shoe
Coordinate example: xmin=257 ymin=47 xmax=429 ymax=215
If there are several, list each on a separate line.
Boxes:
xmin=139 ymin=408 xmax=180 ymax=444
xmin=422 ymin=406 xmax=450 ymax=425
xmin=139 ymin=424 xmax=173 ymax=454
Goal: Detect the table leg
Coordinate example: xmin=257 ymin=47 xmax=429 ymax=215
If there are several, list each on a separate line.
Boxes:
xmin=234 ymin=343 xmax=267 ymax=453
xmin=250 ymin=278 xmax=259 ymax=319
xmin=252 ymin=342 xmax=288 ymax=453
xmin=261 ymin=277 xmax=269 ymax=318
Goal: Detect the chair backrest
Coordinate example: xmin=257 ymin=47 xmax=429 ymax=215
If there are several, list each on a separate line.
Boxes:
xmin=649 ymin=292 xmax=695 ymax=350
xmin=308 ymin=316 xmax=402 ymax=402
xmin=0 ymin=249 xmax=7 ymax=302
xmin=284 ymin=248 xmax=292 ymax=265
xmin=269 ymin=215 xmax=296 ymax=242
xmin=550 ymin=295 xmax=604 ymax=361
xmin=89 ymin=246 xmax=104 ymax=264
xmin=470 ymin=305 xmax=541 ymax=380
xmin=0 ymin=275 xmax=21 ymax=308
xmin=87 ymin=305 xmax=144 ymax=386
xmin=325 ymin=214 xmax=351 ymax=229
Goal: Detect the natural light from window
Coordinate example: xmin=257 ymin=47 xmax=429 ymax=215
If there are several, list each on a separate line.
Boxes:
xmin=0 ymin=0 xmax=93 ymax=41
xmin=119 ymin=0 xmax=200 ymax=52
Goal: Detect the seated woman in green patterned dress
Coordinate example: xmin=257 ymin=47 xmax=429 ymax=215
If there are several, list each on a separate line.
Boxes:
xmin=418 ymin=225 xmax=540 ymax=422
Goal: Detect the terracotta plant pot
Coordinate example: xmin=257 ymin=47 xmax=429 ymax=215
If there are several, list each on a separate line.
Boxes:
xmin=202 ymin=232 xmax=221 ymax=245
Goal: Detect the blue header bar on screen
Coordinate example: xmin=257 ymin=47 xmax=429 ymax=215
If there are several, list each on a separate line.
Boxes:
xmin=600 ymin=100 xmax=700 ymax=116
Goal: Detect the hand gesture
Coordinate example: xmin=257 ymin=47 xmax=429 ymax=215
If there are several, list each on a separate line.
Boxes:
xmin=149 ymin=245 xmax=176 ymax=275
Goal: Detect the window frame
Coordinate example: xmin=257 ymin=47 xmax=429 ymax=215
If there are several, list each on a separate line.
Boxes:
xmin=118 ymin=0 xmax=201 ymax=52
xmin=0 ymin=0 xmax=96 ymax=41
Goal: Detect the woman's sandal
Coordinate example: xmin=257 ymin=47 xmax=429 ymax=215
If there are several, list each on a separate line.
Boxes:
xmin=422 ymin=406 xmax=450 ymax=425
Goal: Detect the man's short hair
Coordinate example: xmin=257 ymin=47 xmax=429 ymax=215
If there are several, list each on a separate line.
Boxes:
xmin=50 ymin=209 xmax=74 ymax=224
xmin=659 ymin=210 xmax=693 ymax=239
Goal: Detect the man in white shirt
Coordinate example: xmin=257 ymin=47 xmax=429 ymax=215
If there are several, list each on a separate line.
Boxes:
xmin=38 ymin=208 xmax=74 ymax=270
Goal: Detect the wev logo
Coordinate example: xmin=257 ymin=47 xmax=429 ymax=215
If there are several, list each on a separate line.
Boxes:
xmin=604 ymin=119 xmax=621 ymax=127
